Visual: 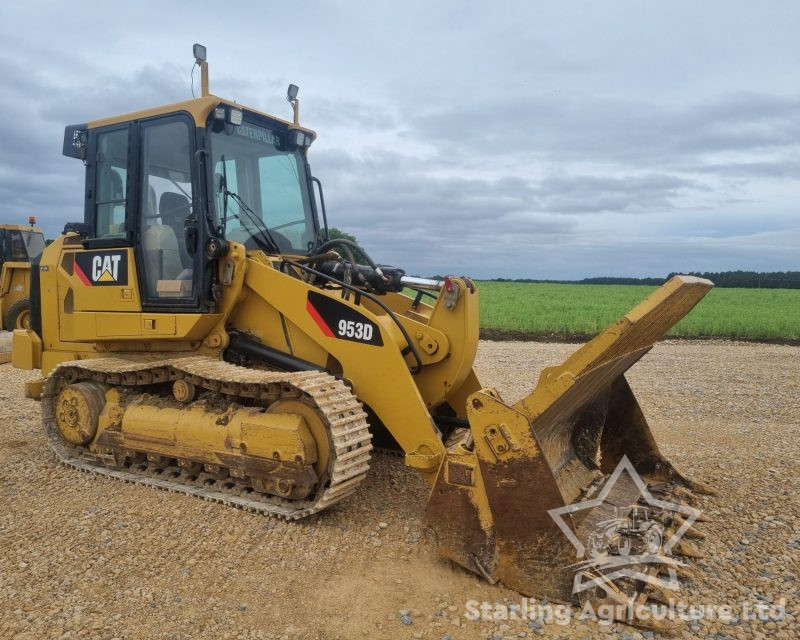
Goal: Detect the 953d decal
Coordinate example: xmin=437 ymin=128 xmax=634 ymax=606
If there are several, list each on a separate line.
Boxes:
xmin=306 ymin=291 xmax=383 ymax=346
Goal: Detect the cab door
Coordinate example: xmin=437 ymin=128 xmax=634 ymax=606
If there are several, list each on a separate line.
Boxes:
xmin=58 ymin=123 xmax=146 ymax=341
xmin=136 ymin=114 xmax=201 ymax=310
xmin=59 ymin=114 xmax=219 ymax=344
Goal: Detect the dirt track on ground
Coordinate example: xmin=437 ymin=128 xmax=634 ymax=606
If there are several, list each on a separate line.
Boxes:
xmin=1 ymin=341 xmax=798 ymax=640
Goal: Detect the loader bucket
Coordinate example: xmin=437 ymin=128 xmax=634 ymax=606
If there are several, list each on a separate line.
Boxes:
xmin=426 ymin=276 xmax=713 ymax=628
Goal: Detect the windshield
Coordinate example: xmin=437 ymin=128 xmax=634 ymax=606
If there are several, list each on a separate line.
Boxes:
xmin=209 ymin=118 xmax=316 ymax=254
xmin=21 ymin=231 xmax=46 ymax=259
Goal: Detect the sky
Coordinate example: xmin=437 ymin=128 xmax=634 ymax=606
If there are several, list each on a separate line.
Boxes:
xmin=0 ymin=1 xmax=798 ymax=279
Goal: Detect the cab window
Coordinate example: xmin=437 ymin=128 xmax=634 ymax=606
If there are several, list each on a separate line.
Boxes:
xmin=258 ymin=154 xmax=310 ymax=250
xmin=140 ymin=118 xmax=195 ymax=300
xmin=21 ymin=231 xmax=45 ymax=259
xmin=8 ymin=231 xmax=27 ymax=260
xmin=210 ymin=119 xmax=316 ymax=254
xmin=95 ymin=129 xmax=128 ymax=238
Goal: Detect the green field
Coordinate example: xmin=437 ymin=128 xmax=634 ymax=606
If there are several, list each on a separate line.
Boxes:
xmin=474 ymin=282 xmax=800 ymax=341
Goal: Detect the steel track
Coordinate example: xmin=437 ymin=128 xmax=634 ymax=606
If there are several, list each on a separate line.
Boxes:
xmin=41 ymin=356 xmax=372 ymax=520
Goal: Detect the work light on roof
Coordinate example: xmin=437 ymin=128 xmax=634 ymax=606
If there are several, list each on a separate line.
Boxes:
xmin=228 ymin=108 xmax=243 ymax=126
xmin=193 ymin=43 xmax=207 ymax=63
xmin=291 ymin=131 xmax=305 ymax=147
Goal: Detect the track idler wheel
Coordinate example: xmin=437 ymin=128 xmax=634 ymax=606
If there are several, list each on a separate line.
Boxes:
xmin=172 ymin=379 xmax=197 ymax=403
xmin=55 ymin=382 xmax=106 ymax=446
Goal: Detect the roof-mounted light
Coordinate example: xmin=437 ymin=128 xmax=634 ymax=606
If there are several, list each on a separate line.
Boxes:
xmin=212 ymin=105 xmax=243 ymax=128
xmin=228 ymin=108 xmax=243 ymax=126
xmin=193 ymin=43 xmax=207 ymax=63
xmin=192 ymin=43 xmax=210 ymax=97
xmin=287 ymin=84 xmax=300 ymax=125
xmin=290 ymin=130 xmax=313 ymax=148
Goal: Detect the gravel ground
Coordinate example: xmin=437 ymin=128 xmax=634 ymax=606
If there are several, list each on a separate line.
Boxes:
xmin=0 ymin=340 xmax=798 ymax=640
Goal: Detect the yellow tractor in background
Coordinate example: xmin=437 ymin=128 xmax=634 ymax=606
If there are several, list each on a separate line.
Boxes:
xmin=0 ymin=217 xmax=45 ymax=330
xmin=13 ymin=46 xmax=713 ymax=627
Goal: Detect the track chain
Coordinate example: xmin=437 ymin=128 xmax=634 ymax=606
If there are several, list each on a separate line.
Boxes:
xmin=41 ymin=356 xmax=372 ymax=520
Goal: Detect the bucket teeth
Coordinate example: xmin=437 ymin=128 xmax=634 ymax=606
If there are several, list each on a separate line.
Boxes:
xmin=673 ymin=538 xmax=703 ymax=558
xmin=580 ymin=572 xmax=629 ymax=607
xmin=691 ymin=509 xmax=710 ymax=523
xmin=684 ymin=478 xmax=717 ymax=496
xmin=673 ymin=514 xmax=705 ymax=539
xmin=672 ymin=498 xmax=709 ymax=522
xmin=667 ymin=485 xmax=697 ymax=504
xmin=645 ymin=583 xmax=680 ymax=605
xmin=648 ymin=507 xmax=669 ymax=521
xmin=582 ymin=578 xmax=679 ymax=632
xmin=658 ymin=559 xmax=696 ymax=580
xmin=650 ymin=508 xmax=705 ymax=535
xmin=645 ymin=487 xmax=709 ymax=526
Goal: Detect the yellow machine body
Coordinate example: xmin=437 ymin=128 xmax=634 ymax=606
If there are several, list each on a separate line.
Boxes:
xmin=14 ymin=53 xmax=714 ymax=629
xmin=0 ymin=223 xmax=45 ymax=330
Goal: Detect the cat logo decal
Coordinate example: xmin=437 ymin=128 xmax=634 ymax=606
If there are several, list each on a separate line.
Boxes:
xmin=74 ymin=251 xmax=129 ymax=286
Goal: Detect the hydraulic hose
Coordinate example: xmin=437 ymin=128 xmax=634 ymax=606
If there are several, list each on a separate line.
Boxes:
xmin=313 ymin=238 xmax=388 ymax=280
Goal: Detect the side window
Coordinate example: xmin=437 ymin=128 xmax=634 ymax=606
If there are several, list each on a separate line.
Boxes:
xmin=140 ymin=119 xmax=195 ymax=300
xmin=258 ymin=154 xmax=313 ymax=250
xmin=8 ymin=231 xmax=27 ymax=260
xmin=95 ymin=129 xmax=128 ymax=238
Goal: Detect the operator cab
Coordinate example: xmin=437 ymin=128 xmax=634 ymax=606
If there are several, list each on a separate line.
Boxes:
xmin=0 ymin=220 xmax=46 ymax=271
xmin=61 ymin=46 xmax=320 ymax=312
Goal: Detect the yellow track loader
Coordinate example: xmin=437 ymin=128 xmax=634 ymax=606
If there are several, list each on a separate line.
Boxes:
xmin=13 ymin=46 xmax=712 ymax=627
xmin=0 ymin=217 xmax=45 ymax=330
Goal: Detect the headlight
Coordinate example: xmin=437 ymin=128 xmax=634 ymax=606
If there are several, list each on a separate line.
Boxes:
xmin=228 ymin=108 xmax=243 ymax=126
xmin=290 ymin=130 xmax=313 ymax=148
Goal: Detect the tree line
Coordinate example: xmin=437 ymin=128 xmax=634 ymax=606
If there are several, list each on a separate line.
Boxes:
xmin=487 ymin=271 xmax=800 ymax=289
xmin=327 ymin=229 xmax=798 ymax=289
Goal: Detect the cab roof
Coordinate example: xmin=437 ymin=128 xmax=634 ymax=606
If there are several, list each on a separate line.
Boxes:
xmin=0 ymin=224 xmax=43 ymax=233
xmin=87 ymin=94 xmax=317 ymax=140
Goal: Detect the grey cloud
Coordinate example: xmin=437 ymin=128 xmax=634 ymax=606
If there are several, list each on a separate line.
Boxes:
xmin=393 ymin=227 xmax=800 ymax=280
xmin=411 ymin=92 xmax=800 ymax=166
xmin=0 ymin=2 xmax=797 ymax=278
xmin=0 ymin=59 xmax=196 ymax=236
xmin=312 ymin=149 xmax=706 ymax=227
xmin=681 ymin=159 xmax=800 ymax=180
xmin=533 ymin=173 xmax=707 ymax=214
xmin=309 ymin=99 xmax=400 ymax=130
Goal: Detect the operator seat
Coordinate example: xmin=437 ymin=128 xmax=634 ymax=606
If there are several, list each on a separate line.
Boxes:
xmin=142 ymin=191 xmax=192 ymax=295
xmin=160 ymin=192 xmax=194 ymax=270
xmin=106 ymin=170 xmax=126 ymax=236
